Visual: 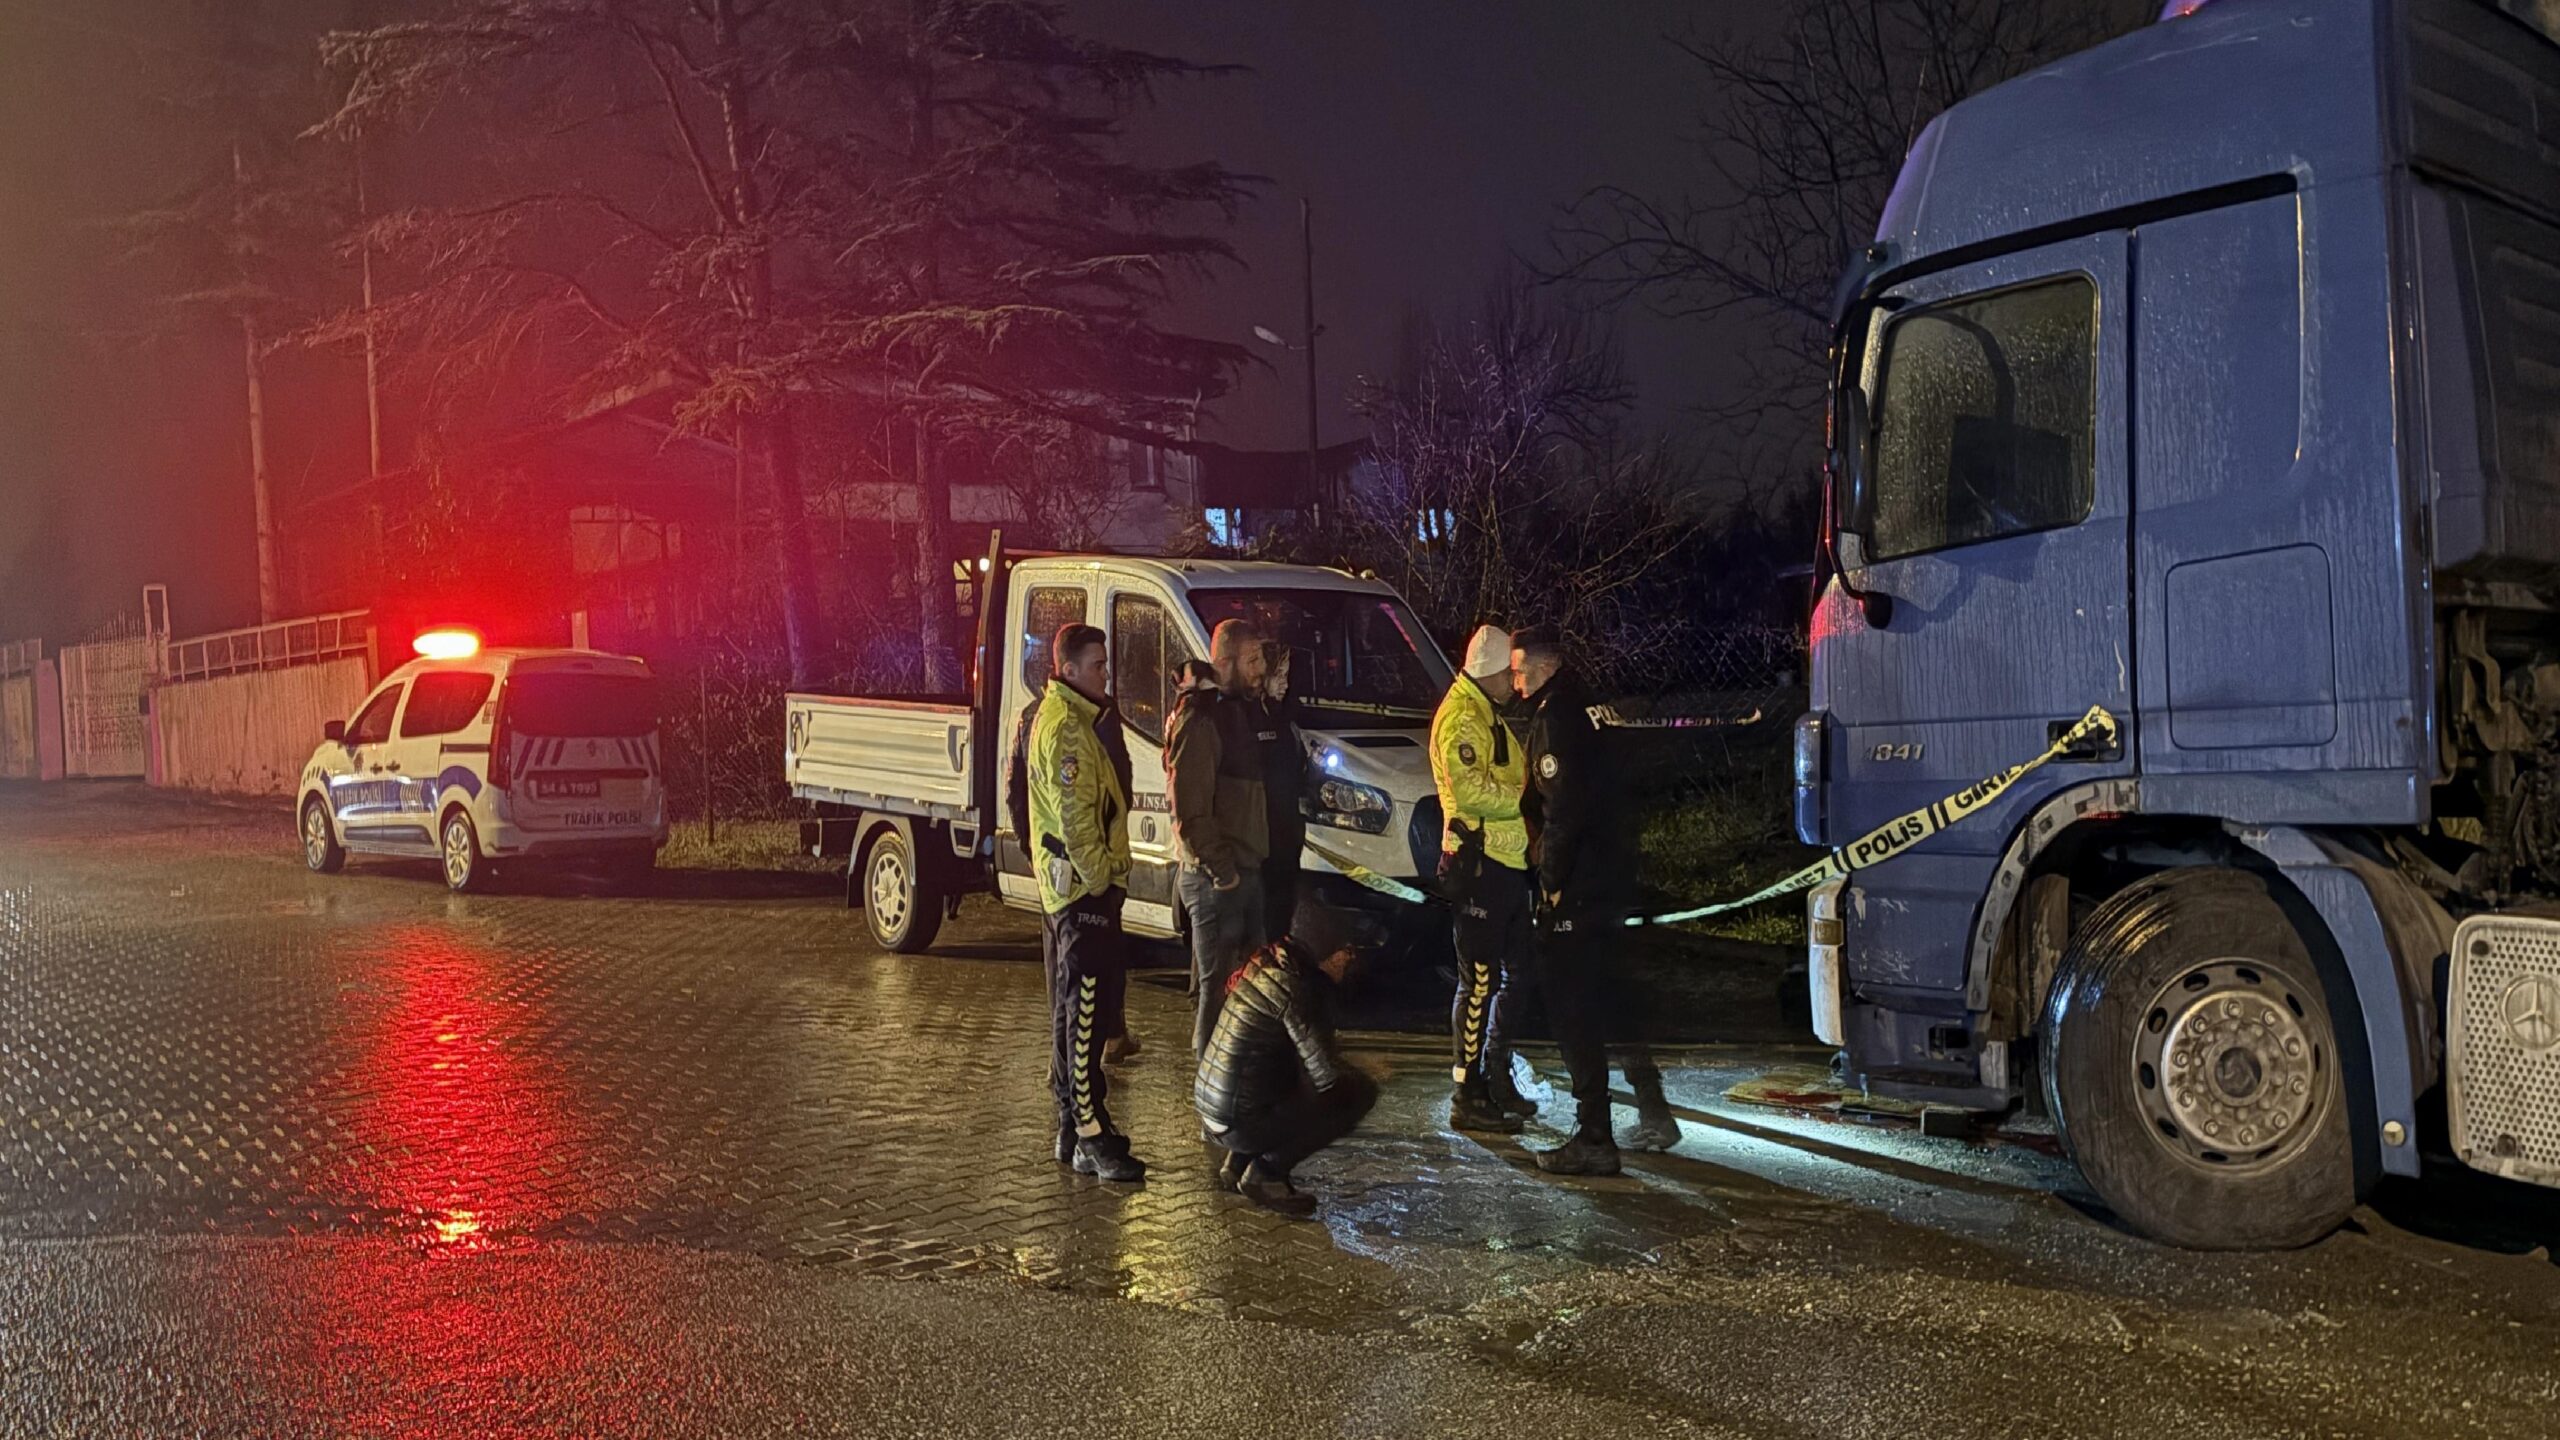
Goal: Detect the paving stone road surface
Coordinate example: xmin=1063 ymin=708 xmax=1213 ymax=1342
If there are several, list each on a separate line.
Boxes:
xmin=1 ymin=784 xmax=2557 ymax=1438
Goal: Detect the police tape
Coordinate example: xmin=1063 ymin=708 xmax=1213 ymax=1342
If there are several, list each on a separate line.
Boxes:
xmin=1301 ymin=705 xmax=2121 ymax=928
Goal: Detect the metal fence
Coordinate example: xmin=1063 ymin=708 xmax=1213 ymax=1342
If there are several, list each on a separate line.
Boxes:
xmin=166 ymin=611 xmax=371 ymax=683
xmin=59 ymin=634 xmax=160 ymax=779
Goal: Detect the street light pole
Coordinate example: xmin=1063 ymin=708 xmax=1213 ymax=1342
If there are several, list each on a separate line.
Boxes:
xmin=1300 ymin=198 xmax=1322 ymax=528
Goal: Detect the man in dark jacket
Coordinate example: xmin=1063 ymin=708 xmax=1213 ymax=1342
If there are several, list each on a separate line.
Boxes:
xmin=1194 ymin=937 xmax=1378 ymax=1217
xmin=1257 ymin=641 xmax=1308 ymax=943
xmin=1511 ymin=627 xmax=1680 ymax=1176
xmin=1166 ymin=619 xmax=1271 ymax=1057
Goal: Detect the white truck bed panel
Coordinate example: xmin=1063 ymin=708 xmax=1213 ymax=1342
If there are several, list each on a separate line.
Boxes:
xmin=785 ymin=693 xmax=976 ymax=820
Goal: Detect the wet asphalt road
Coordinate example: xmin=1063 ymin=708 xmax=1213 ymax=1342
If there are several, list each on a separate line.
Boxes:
xmin=2 ymin=784 xmax=2558 ymax=1438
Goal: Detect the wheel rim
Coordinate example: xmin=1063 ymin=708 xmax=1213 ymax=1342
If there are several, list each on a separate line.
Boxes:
xmin=869 ymin=847 xmax=910 ymax=933
xmin=303 ymin=805 xmax=329 ymax=866
xmin=444 ymin=819 xmax=473 ymax=888
xmin=2133 ymin=959 xmax=2329 ymax=1172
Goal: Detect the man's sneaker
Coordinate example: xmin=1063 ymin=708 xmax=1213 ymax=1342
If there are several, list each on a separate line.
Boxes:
xmin=1104 ymin=1034 xmax=1141 ymax=1064
xmin=1450 ymin=1088 xmax=1524 ymax=1135
xmin=1621 ymin=1104 xmax=1681 ymax=1152
xmin=1235 ymin=1161 xmax=1318 ymax=1218
xmin=1054 ymin=1121 xmax=1076 ymax=1166
xmin=1071 ymin=1134 xmax=1147 ymax=1183
xmin=1623 ymin=1075 xmax=1680 ymax=1151
xmin=1213 ymin=1149 xmax=1248 ymax=1193
xmin=1486 ymin=1061 xmax=1539 ymax=1120
xmin=1533 ymin=1133 xmax=1623 ymax=1176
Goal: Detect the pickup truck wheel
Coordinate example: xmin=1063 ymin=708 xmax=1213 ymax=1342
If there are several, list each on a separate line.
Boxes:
xmin=300 ymin=797 xmax=346 ymax=875
xmin=862 ymin=830 xmax=943 ymax=954
xmin=2041 ymin=867 xmax=2357 ymax=1250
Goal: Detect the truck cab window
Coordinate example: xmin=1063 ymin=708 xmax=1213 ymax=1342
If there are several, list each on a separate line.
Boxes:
xmin=1020 ymin=586 xmax=1089 ymax=695
xmin=1870 ymin=276 xmax=2097 ymax=561
xmin=1111 ymin=593 xmax=1194 ymax=744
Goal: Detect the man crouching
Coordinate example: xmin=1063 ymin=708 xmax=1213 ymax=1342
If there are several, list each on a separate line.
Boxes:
xmin=1193 ymin=938 xmax=1379 ymax=1218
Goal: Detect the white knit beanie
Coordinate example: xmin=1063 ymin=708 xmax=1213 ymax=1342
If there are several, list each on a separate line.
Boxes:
xmin=1461 ymin=624 xmax=1514 ymax=680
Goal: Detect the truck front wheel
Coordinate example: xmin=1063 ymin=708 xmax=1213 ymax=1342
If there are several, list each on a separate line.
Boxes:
xmin=860 ymin=828 xmax=944 ymax=954
xmin=2041 ymin=866 xmax=2359 ymax=1250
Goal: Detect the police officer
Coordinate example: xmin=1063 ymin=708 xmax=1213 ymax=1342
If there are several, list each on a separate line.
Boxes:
xmin=1431 ymin=623 xmax=1538 ymax=1134
xmin=1029 ymin=622 xmax=1145 ymax=1182
xmin=1511 ymin=627 xmax=1679 ymax=1175
xmin=1010 ymin=651 xmax=1139 ymax=1064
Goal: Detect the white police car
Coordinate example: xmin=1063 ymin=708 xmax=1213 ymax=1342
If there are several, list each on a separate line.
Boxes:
xmin=297 ymin=630 xmax=668 ymax=892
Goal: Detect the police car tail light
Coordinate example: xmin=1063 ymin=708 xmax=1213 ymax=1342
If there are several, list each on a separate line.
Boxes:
xmin=413 ymin=628 xmax=482 ymax=661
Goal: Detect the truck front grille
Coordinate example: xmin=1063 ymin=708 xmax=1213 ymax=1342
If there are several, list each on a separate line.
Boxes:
xmin=2449 ymin=913 xmax=2560 ymax=1188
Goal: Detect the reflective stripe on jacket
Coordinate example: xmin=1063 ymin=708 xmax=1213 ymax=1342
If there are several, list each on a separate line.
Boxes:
xmin=1430 ymin=674 xmax=1529 ymax=871
xmin=1030 ymin=679 xmax=1131 ymax=913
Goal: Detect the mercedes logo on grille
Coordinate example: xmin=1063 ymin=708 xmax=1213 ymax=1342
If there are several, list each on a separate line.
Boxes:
xmin=2499 ymin=973 xmax=2560 ymax=1053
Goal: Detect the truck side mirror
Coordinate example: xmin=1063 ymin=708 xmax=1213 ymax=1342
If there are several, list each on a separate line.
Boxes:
xmin=1838 ymin=385 xmax=1877 ymax=542
xmin=324 ymin=720 xmax=346 ymax=744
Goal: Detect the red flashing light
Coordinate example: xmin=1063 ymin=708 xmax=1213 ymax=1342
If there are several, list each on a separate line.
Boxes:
xmin=413 ymin=628 xmax=482 ymax=661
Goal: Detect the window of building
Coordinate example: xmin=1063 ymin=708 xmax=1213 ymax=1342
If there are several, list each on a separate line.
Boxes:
xmin=1020 ymin=586 xmax=1089 ymax=694
xmin=399 ymin=672 xmax=496 ymax=739
xmin=346 ymin=684 xmax=405 ymax=746
xmin=1868 ymin=276 xmax=2098 ymax=561
xmin=1111 ymin=592 xmax=1197 ymax=744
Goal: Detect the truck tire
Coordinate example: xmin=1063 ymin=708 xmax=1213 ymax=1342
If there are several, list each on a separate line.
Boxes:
xmin=2041 ymin=866 xmax=2359 ymax=1249
xmin=861 ymin=828 xmax=943 ymax=954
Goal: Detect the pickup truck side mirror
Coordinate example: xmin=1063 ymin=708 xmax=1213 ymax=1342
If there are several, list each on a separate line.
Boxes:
xmin=324 ymin=720 xmax=346 ymax=744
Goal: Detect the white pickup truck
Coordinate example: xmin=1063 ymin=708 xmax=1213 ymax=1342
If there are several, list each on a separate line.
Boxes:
xmin=785 ymin=543 xmax=1456 ymax=956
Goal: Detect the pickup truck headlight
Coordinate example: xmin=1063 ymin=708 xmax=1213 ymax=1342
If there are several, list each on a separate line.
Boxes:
xmin=1311 ymin=776 xmax=1392 ymax=835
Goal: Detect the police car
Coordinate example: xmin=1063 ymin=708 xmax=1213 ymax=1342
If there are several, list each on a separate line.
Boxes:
xmin=297 ymin=630 xmax=668 ymax=892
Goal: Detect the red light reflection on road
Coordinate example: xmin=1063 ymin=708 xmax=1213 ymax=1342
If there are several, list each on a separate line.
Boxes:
xmin=318 ymin=924 xmax=604 ymax=1249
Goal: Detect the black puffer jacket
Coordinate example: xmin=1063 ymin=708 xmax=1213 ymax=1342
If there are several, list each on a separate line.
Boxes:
xmin=1194 ymin=946 xmax=1346 ymax=1127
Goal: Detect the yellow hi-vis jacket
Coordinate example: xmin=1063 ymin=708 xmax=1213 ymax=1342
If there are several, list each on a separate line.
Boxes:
xmin=1030 ymin=678 xmax=1131 ymax=912
xmin=1430 ymin=673 xmax=1528 ymax=871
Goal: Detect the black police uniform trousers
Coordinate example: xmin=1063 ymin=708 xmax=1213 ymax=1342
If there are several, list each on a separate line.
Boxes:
xmin=1536 ymin=902 xmax=1662 ymax=1141
xmin=1449 ymin=859 xmax=1533 ymax=1094
xmin=1216 ymin=1070 xmax=1380 ymax=1178
xmin=1045 ymin=892 xmax=1127 ymax=1137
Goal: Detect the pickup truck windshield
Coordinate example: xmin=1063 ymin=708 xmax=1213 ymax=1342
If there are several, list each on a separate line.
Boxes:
xmin=504 ymin=673 xmax=658 ymax=738
xmin=1188 ymin=589 xmax=1452 ymax=726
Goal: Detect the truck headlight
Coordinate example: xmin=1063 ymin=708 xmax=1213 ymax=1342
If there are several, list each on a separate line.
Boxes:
xmin=1312 ymin=777 xmax=1392 ymax=834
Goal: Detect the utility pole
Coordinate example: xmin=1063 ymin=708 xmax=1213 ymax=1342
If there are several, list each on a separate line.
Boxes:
xmin=1300 ymin=197 xmax=1323 ymax=527
xmin=234 ymin=138 xmax=279 ymax=623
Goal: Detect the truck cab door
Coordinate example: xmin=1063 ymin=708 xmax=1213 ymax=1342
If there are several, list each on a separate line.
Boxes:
xmin=1818 ymin=231 xmax=2133 ymax=1007
xmin=994 ymin=575 xmax=1096 ymax=907
xmin=1104 ymin=583 xmax=1198 ymax=938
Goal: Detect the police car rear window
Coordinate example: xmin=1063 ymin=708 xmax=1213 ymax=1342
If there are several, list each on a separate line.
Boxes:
xmin=503 ymin=673 xmax=657 ymax=738
xmin=401 ymin=672 xmax=495 ymax=739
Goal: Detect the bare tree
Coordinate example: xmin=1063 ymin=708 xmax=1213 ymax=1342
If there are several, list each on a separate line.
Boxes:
xmin=1546 ymin=0 xmax=2148 ymax=467
xmin=1349 ymin=282 xmax=1695 ymax=690
xmin=315 ymin=0 xmax=1251 ymax=690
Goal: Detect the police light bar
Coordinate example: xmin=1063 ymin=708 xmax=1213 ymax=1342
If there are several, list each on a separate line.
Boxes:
xmin=413 ymin=628 xmax=482 ymax=661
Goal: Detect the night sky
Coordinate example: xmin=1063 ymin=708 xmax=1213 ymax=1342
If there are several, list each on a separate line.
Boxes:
xmin=0 ymin=0 xmax=1752 ymax=643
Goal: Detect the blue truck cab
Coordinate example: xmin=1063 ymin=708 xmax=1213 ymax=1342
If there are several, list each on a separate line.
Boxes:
xmin=1807 ymin=0 xmax=2560 ymax=1246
